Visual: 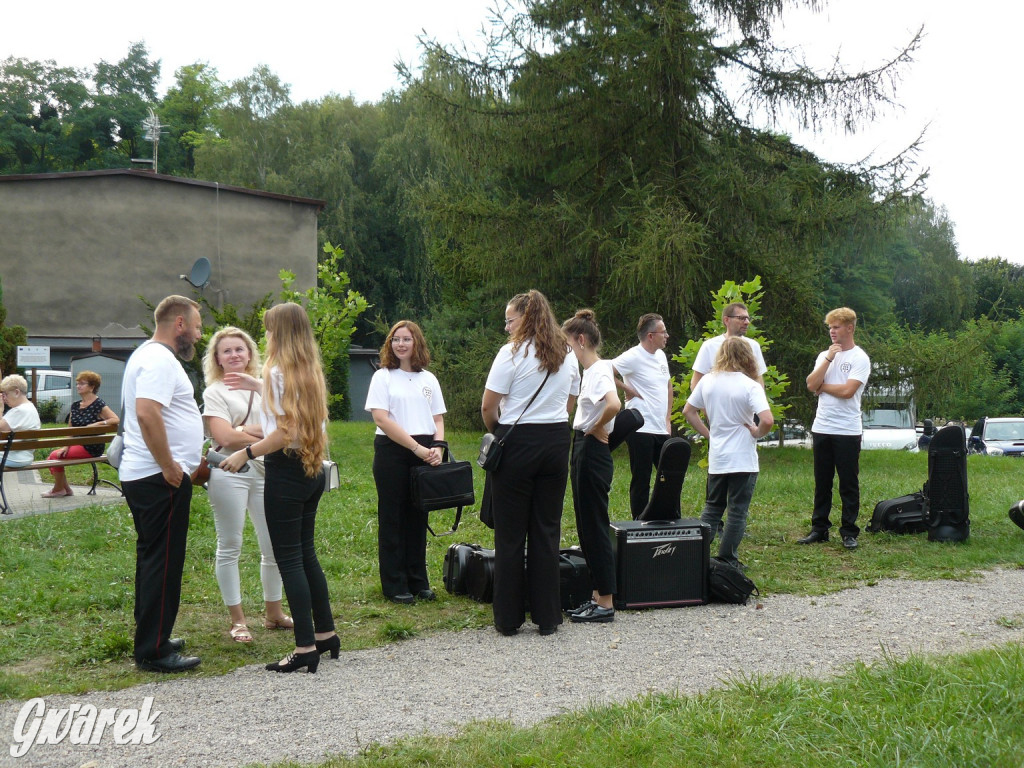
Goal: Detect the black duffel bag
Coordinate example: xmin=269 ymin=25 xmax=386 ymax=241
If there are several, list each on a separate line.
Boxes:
xmin=708 ymin=557 xmax=760 ymax=605
xmin=410 ymin=441 xmax=475 ymax=536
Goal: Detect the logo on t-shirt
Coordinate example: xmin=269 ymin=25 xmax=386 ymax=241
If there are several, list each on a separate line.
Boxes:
xmin=840 ymin=362 xmax=852 ymax=375
xmin=422 ymin=385 xmax=433 ymax=402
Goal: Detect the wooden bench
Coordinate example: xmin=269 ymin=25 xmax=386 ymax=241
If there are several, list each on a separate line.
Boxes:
xmin=0 ymin=425 xmax=121 ymax=515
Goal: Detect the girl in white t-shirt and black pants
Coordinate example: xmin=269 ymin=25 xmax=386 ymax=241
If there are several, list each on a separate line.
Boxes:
xmin=365 ymin=321 xmax=446 ymax=604
xmin=563 ymin=310 xmax=621 ymax=623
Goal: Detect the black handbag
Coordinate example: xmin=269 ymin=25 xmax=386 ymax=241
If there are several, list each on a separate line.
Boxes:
xmin=410 ymin=441 xmax=474 ymax=536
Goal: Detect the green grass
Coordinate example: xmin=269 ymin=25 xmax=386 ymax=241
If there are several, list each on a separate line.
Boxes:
xmin=306 ymin=644 xmax=1024 ymax=768
xmin=4 ymin=423 xmax=1024 ymax=766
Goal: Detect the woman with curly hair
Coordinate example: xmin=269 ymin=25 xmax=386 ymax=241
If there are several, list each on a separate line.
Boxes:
xmin=220 ymin=303 xmax=338 ymax=673
xmin=481 ymin=290 xmax=580 ymax=637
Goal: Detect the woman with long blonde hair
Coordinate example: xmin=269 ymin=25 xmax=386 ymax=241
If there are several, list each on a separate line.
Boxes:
xmin=481 ymin=290 xmax=580 ymax=637
xmin=202 ymin=326 xmax=292 ymax=643
xmin=221 ymin=303 xmax=338 ymax=673
xmin=682 ymin=337 xmax=774 ymax=568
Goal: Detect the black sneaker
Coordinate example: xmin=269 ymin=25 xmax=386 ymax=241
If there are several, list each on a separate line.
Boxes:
xmin=842 ymin=536 xmax=859 ymax=550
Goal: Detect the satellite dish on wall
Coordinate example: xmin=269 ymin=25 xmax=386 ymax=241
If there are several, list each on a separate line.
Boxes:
xmin=180 ymin=257 xmax=211 ymax=289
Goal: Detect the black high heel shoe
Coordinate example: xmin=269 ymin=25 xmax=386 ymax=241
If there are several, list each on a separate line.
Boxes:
xmin=315 ymin=634 xmax=340 ymax=659
xmin=265 ymin=650 xmax=320 ymax=674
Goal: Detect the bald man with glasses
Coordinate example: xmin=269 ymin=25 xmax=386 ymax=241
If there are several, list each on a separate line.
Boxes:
xmin=690 ymin=302 xmax=767 ymax=392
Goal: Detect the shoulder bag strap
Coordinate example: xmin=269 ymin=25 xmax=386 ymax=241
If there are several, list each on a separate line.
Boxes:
xmin=497 ymin=370 xmax=551 ymax=446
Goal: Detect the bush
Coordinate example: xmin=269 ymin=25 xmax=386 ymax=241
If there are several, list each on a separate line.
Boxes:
xmin=36 ymin=397 xmax=62 ymax=423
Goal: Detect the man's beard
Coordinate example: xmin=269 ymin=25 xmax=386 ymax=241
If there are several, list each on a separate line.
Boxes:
xmin=174 ymin=331 xmax=197 ymax=361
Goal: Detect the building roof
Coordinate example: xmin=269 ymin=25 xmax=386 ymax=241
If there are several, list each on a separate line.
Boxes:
xmin=0 ymin=168 xmax=326 ymax=211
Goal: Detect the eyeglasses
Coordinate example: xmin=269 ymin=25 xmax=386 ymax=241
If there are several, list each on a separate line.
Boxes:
xmin=391 ymin=336 xmax=414 ymax=344
xmin=504 ymin=315 xmax=522 ymax=328
xmin=726 ymin=315 xmax=751 ymax=322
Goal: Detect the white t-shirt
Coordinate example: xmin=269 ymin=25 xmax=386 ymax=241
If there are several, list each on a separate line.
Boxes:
xmin=2 ymin=402 xmax=42 ymax=466
xmin=611 ymin=345 xmax=670 ymax=435
xmin=202 ymin=379 xmax=264 ymax=468
xmin=572 ymin=359 xmax=617 ymax=434
xmin=811 ymin=345 xmax=871 ymax=436
xmin=119 ymin=341 xmax=203 ymax=481
xmin=687 ymin=371 xmax=769 ymax=474
xmin=484 ymin=341 xmax=581 ymax=425
xmin=693 ymin=334 xmax=767 ymax=376
xmin=365 ymin=368 xmax=446 ymax=436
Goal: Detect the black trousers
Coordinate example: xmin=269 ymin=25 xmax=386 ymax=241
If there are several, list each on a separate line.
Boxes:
xmin=123 ymin=473 xmax=192 ymax=662
xmin=264 ymin=450 xmax=334 ymax=648
xmin=372 ymin=433 xmax=432 ymax=597
xmin=571 ymin=432 xmax=616 ymax=596
xmin=490 ymin=422 xmax=569 ymax=630
xmin=811 ymin=432 xmax=862 ymax=539
xmin=625 ymin=432 xmax=668 ymax=519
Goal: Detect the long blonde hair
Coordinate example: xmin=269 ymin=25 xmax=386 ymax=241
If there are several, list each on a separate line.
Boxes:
xmin=262 ymin=303 xmax=328 ymax=478
xmin=712 ymin=337 xmax=759 ymax=381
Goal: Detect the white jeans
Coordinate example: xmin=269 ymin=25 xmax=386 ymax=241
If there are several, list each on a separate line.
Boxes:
xmin=207 ymin=466 xmax=282 ymax=606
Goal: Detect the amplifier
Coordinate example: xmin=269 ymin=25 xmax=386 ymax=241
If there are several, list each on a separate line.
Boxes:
xmin=610 ymin=518 xmax=710 ymax=609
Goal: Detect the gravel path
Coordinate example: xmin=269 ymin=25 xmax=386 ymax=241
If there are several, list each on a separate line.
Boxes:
xmin=3 ymin=569 xmax=1023 ymax=768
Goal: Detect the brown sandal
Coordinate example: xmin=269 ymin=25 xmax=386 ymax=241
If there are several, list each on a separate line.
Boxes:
xmin=263 ymin=615 xmax=294 ymax=630
xmin=229 ymin=623 xmax=253 ymax=643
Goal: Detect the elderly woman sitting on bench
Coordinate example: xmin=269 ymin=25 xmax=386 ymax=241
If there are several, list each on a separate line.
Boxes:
xmin=0 ymin=375 xmax=42 ymax=467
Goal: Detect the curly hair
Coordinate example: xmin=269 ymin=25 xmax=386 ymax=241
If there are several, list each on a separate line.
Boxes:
xmin=507 ymin=290 xmax=568 ymax=374
xmin=75 ymin=370 xmax=102 ymax=393
xmin=712 ymin=337 xmax=759 ymax=381
xmin=203 ymin=326 xmax=262 ymax=386
xmin=562 ymin=308 xmax=602 ymax=352
xmin=262 ymin=303 xmax=329 ymax=478
xmin=379 ymin=321 xmax=431 ymax=371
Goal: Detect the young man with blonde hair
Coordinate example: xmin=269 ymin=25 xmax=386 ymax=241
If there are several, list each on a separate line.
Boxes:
xmin=799 ymin=307 xmax=870 ymax=550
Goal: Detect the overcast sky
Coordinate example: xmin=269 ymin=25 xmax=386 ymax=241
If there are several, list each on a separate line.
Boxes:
xmin=4 ymin=0 xmax=1020 ymax=265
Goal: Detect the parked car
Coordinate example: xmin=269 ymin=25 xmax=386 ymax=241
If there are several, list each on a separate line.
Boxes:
xmin=757 ymin=420 xmax=811 ymax=448
xmin=25 ymin=369 xmax=74 ymax=422
xmin=967 ymin=417 xmax=1024 ymax=456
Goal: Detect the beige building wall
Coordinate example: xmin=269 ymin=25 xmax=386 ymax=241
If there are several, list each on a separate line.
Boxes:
xmin=0 ymin=170 xmax=322 ymax=338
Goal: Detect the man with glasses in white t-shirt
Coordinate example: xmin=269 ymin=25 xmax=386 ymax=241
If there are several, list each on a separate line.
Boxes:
xmin=690 ymin=302 xmax=767 ymax=392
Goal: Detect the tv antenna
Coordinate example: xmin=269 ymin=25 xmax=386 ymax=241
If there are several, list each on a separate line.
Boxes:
xmin=140 ymin=107 xmax=168 ymax=173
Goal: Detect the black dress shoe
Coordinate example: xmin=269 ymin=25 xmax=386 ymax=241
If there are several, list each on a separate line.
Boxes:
xmin=797 ymin=530 xmax=829 ymax=544
xmin=495 ymin=625 xmax=519 ymax=636
xmin=136 ymin=652 xmax=201 ymax=673
xmin=570 ymin=605 xmax=615 ymax=623
xmin=315 ymin=634 xmax=341 ymax=659
xmin=387 ymin=593 xmax=415 ymax=604
xmin=539 ymin=625 xmax=558 ymax=636
xmin=416 ymin=589 xmax=437 ymax=602
xmin=167 ymin=638 xmax=184 ymax=652
xmin=265 ymin=649 xmax=320 ymax=674
xmin=567 ymin=599 xmax=596 ymax=617
xmin=842 ymin=536 xmax=859 ymax=550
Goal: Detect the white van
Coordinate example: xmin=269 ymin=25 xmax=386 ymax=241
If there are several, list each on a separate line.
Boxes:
xmin=26 ymin=370 xmax=74 ymax=422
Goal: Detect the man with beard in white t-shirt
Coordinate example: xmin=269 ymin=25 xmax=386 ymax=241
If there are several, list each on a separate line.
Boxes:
xmin=120 ymin=295 xmax=204 ymax=672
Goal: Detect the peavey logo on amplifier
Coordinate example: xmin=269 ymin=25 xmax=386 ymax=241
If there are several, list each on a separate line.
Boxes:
xmin=610 ymin=519 xmax=710 ymax=609
xmin=652 ymin=543 xmax=676 ymax=558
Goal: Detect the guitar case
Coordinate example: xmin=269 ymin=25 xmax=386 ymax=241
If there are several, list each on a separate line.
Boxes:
xmin=637 ymin=437 xmax=691 ymax=521
xmin=925 ymin=424 xmax=970 ymax=542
